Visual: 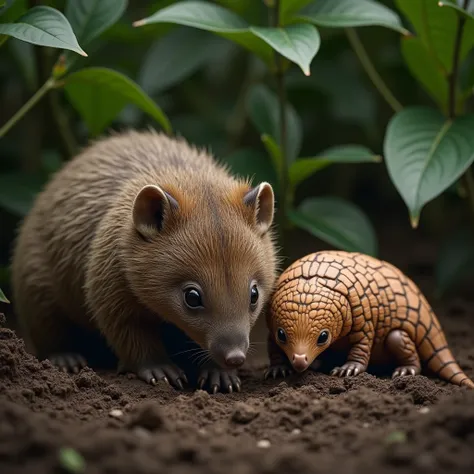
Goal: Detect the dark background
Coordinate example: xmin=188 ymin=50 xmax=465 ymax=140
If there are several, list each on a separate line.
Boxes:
xmin=1 ymin=0 xmax=472 ymax=325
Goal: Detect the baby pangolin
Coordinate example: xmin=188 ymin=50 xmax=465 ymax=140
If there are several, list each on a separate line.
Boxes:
xmin=266 ymin=250 xmax=474 ymax=388
xmin=11 ymin=130 xmax=278 ymax=393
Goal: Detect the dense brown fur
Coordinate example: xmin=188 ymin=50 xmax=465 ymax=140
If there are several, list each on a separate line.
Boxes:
xmin=266 ymin=251 xmax=474 ymax=388
xmin=11 ymin=131 xmax=278 ymax=391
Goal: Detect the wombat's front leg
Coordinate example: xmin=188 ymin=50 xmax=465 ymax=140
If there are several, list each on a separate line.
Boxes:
xmin=197 ymin=362 xmax=241 ymax=394
xmin=118 ymin=357 xmax=187 ymax=389
xmin=109 ymin=321 xmax=188 ymax=389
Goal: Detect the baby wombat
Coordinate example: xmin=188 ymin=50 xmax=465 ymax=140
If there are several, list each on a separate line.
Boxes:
xmin=11 ymin=131 xmax=278 ymax=393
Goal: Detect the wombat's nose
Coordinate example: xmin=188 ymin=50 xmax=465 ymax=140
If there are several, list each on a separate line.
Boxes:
xmin=225 ymin=349 xmax=246 ymax=367
xmin=292 ymin=353 xmax=308 ymax=372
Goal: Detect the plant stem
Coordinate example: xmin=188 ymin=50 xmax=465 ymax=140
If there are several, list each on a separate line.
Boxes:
xmin=448 ymin=0 xmax=469 ymax=119
xmin=0 ymin=77 xmax=55 ymax=138
xmin=272 ymin=0 xmax=289 ymax=252
xmin=345 ymin=27 xmax=403 ymax=113
xmin=449 ymin=0 xmax=474 ymax=223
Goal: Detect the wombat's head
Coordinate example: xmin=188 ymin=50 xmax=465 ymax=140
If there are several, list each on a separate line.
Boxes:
xmin=125 ymin=179 xmax=278 ymax=370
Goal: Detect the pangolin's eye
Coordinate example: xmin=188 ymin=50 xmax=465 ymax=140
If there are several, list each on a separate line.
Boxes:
xmin=250 ymin=284 xmax=259 ymax=306
xmin=317 ymin=330 xmax=329 ymax=346
xmin=277 ymin=328 xmax=287 ymax=344
xmin=184 ymin=288 xmax=203 ymax=309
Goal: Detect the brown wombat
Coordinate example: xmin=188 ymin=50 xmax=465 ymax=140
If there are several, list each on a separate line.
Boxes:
xmin=11 ymin=131 xmax=278 ymax=393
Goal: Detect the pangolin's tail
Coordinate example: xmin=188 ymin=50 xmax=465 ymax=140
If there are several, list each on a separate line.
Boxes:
xmin=417 ymin=306 xmax=474 ymax=388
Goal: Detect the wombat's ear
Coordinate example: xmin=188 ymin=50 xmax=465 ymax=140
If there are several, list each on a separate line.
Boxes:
xmin=243 ymin=182 xmax=275 ymax=235
xmin=132 ymin=185 xmax=179 ymax=239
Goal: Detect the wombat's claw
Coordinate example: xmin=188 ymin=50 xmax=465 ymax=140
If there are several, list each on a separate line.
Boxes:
xmin=49 ymin=353 xmax=87 ymax=374
xmin=264 ymin=365 xmax=293 ymax=380
xmin=331 ymin=362 xmax=366 ymax=377
xmin=392 ymin=366 xmax=419 ymax=379
xmin=136 ymin=364 xmax=187 ymax=390
xmin=197 ymin=368 xmax=240 ymax=394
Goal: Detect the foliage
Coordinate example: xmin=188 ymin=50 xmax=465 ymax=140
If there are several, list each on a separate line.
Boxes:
xmin=1 ymin=0 xmax=474 ymax=294
xmin=0 ymin=287 xmax=9 ymax=303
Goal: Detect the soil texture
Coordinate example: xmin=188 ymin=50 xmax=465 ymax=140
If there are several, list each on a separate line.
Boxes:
xmin=1 ymin=227 xmax=474 ymax=474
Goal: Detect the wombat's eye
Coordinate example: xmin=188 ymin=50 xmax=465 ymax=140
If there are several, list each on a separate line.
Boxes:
xmin=276 ymin=328 xmax=287 ymax=344
xmin=317 ymin=330 xmax=329 ymax=345
xmin=184 ymin=288 xmax=203 ymax=309
xmin=250 ymin=284 xmax=259 ymax=306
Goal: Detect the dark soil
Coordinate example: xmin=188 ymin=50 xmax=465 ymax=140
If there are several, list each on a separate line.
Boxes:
xmin=1 ymin=224 xmax=474 ymax=474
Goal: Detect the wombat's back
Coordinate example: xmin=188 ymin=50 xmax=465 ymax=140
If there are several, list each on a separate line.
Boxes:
xmin=11 ymin=131 xmax=215 ymax=329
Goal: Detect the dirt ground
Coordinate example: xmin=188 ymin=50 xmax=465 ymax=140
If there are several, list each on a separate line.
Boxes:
xmin=1 ymin=222 xmax=474 ymax=474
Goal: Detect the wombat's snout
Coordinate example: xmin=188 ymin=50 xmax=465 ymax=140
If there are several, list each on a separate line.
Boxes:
xmin=209 ymin=331 xmax=249 ymax=368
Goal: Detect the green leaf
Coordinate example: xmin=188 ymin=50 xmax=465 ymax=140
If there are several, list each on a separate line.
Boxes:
xmin=220 ymin=148 xmax=278 ymax=190
xmin=0 ymin=6 xmax=87 ymax=56
xmin=438 ymin=1 xmax=474 ymax=20
xmin=288 ymin=197 xmax=378 ymax=255
xmin=250 ymin=24 xmax=320 ymax=76
xmin=58 ymin=447 xmax=85 ymax=474
xmin=0 ymin=287 xmax=9 ymax=304
xmin=133 ymin=1 xmax=273 ymax=65
xmin=246 ymin=84 xmax=302 ymax=164
xmin=384 ymin=106 xmax=474 ymax=227
xmin=133 ymin=1 xmax=322 ymax=72
xmin=139 ymin=27 xmax=222 ymax=95
xmin=295 ymin=0 xmax=408 ymax=35
xmin=435 ymin=228 xmax=474 ymax=295
xmin=64 ymin=67 xmax=171 ymax=136
xmin=66 ymin=0 xmax=127 ymax=47
xmin=396 ymin=0 xmax=474 ymax=72
xmin=0 ymin=172 xmax=45 ymax=216
xmin=401 ymin=36 xmax=449 ymax=112
xmin=289 ymin=145 xmax=381 ymax=188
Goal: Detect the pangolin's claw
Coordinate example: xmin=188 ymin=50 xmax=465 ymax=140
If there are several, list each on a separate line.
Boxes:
xmin=392 ymin=365 xmax=419 ymax=379
xmin=331 ymin=362 xmax=366 ymax=378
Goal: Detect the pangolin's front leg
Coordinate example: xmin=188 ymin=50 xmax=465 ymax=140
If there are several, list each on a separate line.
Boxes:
xmin=264 ymin=333 xmax=293 ymax=379
xmin=331 ymin=326 xmax=374 ymax=377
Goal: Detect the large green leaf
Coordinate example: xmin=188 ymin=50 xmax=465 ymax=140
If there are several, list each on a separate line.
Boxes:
xmin=246 ymin=83 xmax=302 ymax=164
xmin=66 ymin=0 xmax=127 ymax=47
xmin=133 ymin=1 xmax=321 ymax=73
xmin=0 ymin=287 xmax=9 ymax=304
xmin=384 ymin=106 xmax=474 ymax=227
xmin=295 ymin=0 xmax=408 ymax=35
xmin=0 ymin=171 xmax=45 ymax=216
xmin=401 ymin=36 xmax=449 ymax=112
xmin=139 ymin=27 xmax=222 ymax=95
xmin=133 ymin=1 xmax=273 ymax=64
xmin=0 ymin=6 xmax=86 ymax=55
xmin=290 ymin=145 xmax=381 ymax=188
xmin=288 ymin=197 xmax=378 ymax=255
xmin=396 ymin=0 xmax=474 ymax=73
xmin=64 ymin=67 xmax=171 ymax=136
xmin=250 ymin=23 xmax=320 ymax=76
xmin=435 ymin=228 xmax=474 ymax=295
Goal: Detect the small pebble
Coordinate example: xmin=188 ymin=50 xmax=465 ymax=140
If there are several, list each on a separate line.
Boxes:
xmin=198 ymin=428 xmax=207 ymax=436
xmin=257 ymin=439 xmax=271 ymax=448
xmin=419 ymin=406 xmax=430 ymax=414
xmin=291 ymin=428 xmax=301 ymax=436
xmin=109 ymin=409 xmax=123 ymax=418
xmin=362 ymin=422 xmax=370 ymax=428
